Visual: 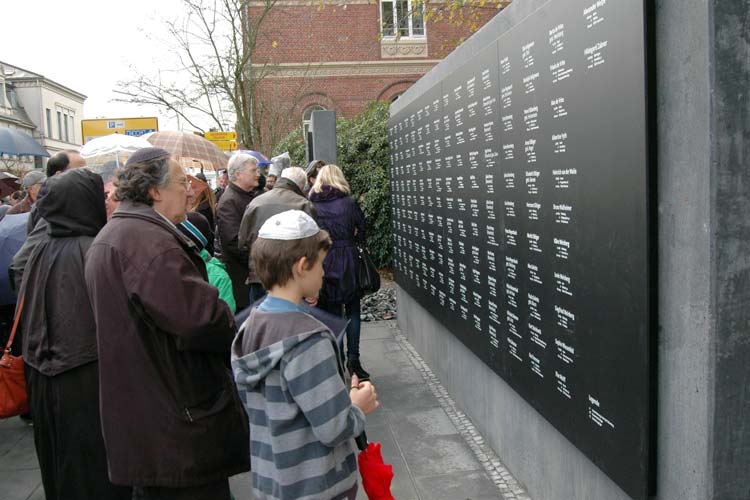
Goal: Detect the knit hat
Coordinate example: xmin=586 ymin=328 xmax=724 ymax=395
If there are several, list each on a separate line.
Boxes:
xmin=125 ymin=147 xmax=170 ymax=167
xmin=21 ymin=170 xmax=46 ymax=188
xmin=258 ymin=210 xmax=319 ymax=240
xmin=178 ymin=211 xmax=215 ymax=254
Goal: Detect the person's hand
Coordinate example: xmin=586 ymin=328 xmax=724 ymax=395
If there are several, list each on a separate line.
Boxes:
xmin=304 ymin=296 xmax=318 ymax=307
xmin=349 ymin=374 xmax=379 ymax=414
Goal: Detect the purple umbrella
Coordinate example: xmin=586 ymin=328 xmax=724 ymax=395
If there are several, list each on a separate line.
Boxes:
xmin=237 ymin=150 xmax=271 ymax=166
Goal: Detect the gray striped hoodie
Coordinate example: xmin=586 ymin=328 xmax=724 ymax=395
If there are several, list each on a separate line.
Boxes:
xmin=232 ymin=309 xmax=366 ymax=500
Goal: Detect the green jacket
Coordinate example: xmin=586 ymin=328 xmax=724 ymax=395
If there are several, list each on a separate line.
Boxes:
xmin=201 ymin=249 xmax=237 ymax=313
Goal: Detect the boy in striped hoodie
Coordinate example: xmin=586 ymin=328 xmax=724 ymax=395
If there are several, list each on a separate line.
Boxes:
xmin=232 ymin=210 xmax=379 ymax=500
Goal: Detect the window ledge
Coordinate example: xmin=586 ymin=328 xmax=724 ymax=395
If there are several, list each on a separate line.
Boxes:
xmin=381 ymin=38 xmax=429 ymax=59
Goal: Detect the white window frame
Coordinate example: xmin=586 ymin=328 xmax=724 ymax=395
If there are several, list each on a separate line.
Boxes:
xmin=46 ymin=108 xmax=52 ymax=138
xmin=380 ymin=0 xmax=426 ymax=39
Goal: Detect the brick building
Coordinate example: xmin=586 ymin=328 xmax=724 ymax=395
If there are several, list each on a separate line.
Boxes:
xmin=250 ymin=0 xmax=506 ymax=152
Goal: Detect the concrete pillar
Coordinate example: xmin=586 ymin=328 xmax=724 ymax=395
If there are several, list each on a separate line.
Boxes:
xmin=308 ymin=110 xmax=337 ymax=165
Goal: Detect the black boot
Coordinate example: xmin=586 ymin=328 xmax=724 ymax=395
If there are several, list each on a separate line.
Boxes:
xmin=347 ymin=359 xmax=370 ymax=381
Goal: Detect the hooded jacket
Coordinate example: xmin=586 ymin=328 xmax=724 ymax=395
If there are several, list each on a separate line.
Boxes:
xmin=238 ymin=177 xmax=317 ymax=284
xmin=201 ymin=249 xmax=236 ymax=313
xmin=85 ymin=199 xmax=249 ymax=487
xmin=308 ymin=186 xmax=366 ymax=305
xmin=21 ymin=169 xmax=106 ymax=375
xmin=232 ymin=308 xmax=365 ymax=500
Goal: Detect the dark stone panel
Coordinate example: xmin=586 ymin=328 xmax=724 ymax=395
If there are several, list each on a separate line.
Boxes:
xmin=711 ymin=1 xmax=750 ymax=499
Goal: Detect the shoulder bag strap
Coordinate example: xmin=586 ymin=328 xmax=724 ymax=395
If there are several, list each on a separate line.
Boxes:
xmin=4 ymin=295 xmax=25 ymax=354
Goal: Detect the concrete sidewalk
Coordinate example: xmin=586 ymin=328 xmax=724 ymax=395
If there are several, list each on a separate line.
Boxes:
xmin=1 ymin=320 xmax=529 ymax=500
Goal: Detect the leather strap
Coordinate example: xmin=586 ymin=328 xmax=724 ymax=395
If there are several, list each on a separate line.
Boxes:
xmin=4 ymin=295 xmax=25 ymax=353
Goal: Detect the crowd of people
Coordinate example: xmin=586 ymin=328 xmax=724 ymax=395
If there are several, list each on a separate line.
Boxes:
xmin=1 ymin=147 xmax=379 ymax=500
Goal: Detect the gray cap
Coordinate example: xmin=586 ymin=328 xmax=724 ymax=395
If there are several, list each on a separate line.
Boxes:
xmin=21 ymin=170 xmax=46 ymax=188
xmin=305 ymin=160 xmax=325 ymax=177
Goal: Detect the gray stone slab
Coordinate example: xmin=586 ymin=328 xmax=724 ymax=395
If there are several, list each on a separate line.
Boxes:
xmin=376 ymin=377 xmax=440 ymax=412
xmin=0 ymin=420 xmax=29 ymax=457
xmin=0 ymin=431 xmax=39 ymax=471
xmin=360 ymin=322 xmax=394 ymax=340
xmin=389 ymin=407 xmax=481 ymax=477
xmin=1 ymin=466 xmax=42 ymax=500
xmin=360 ymin=404 xmax=391 ymax=429
xmin=26 ymin=485 xmax=46 ymax=500
xmin=414 ymin=470 xmax=503 ymax=500
xmin=360 ymin=338 xmax=418 ymax=380
xmin=229 ymin=470 xmax=253 ymax=500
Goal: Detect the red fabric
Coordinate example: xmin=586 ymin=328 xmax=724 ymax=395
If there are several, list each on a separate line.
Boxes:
xmin=357 ymin=442 xmax=395 ymax=500
xmin=0 ymin=295 xmax=28 ymax=418
xmin=0 ymin=350 xmax=28 ymax=417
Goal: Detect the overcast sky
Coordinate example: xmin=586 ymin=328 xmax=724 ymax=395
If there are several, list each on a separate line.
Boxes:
xmin=2 ymin=0 xmax=194 ymax=131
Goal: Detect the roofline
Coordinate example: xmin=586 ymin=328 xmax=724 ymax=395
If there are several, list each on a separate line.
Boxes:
xmin=0 ymin=60 xmax=43 ymax=79
xmin=0 ymin=60 xmax=87 ymax=100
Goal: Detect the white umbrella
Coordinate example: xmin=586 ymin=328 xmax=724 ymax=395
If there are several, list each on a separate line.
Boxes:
xmin=80 ymin=134 xmax=151 ymax=173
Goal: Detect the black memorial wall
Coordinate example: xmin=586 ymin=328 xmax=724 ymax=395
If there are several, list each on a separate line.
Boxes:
xmin=388 ymin=1 xmax=653 ymax=498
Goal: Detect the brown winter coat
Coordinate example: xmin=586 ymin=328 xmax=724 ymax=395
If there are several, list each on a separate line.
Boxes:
xmin=216 ymin=182 xmax=259 ymax=309
xmin=84 ymin=200 xmax=250 ymax=487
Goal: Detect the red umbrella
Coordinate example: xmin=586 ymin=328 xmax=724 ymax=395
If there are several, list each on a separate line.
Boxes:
xmin=357 ymin=435 xmax=395 ymax=500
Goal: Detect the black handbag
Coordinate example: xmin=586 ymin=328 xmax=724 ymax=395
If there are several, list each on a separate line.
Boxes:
xmin=356 ymin=245 xmax=380 ymax=296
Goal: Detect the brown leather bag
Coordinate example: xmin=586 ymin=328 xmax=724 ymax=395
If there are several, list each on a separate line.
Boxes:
xmin=0 ymin=296 xmax=28 ymax=418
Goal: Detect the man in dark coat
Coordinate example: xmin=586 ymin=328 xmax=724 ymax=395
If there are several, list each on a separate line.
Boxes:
xmin=238 ymin=166 xmax=316 ymax=303
xmin=85 ymin=148 xmax=249 ymax=500
xmin=21 ymin=169 xmax=130 ymax=500
xmin=214 ymin=169 xmax=228 ymax=201
xmin=7 ymin=170 xmax=45 ymax=216
xmin=216 ymin=153 xmax=261 ymax=309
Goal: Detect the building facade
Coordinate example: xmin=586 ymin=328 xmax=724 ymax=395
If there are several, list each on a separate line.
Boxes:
xmin=0 ymin=61 xmax=86 ymax=170
xmin=250 ymin=0 xmax=506 ymax=153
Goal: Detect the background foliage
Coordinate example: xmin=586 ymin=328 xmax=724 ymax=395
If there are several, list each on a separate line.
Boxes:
xmin=274 ymin=101 xmax=393 ymax=268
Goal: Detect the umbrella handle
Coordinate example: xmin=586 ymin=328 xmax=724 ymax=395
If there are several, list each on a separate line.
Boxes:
xmin=356 ymin=431 xmax=368 ymax=451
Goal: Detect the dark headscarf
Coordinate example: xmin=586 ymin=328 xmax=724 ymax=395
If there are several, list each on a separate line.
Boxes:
xmin=37 ymin=168 xmax=106 ymax=238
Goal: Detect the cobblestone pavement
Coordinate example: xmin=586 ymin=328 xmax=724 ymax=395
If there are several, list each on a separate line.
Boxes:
xmin=0 ymin=320 xmax=531 ymax=500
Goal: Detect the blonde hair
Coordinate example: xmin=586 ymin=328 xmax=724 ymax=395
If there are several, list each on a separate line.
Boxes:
xmin=311 ymin=164 xmax=350 ymax=195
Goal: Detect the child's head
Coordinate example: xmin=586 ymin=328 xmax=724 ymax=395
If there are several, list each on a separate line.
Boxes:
xmin=252 ymin=210 xmax=331 ymax=295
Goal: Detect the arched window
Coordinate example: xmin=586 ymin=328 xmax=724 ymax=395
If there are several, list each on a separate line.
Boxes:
xmin=302 ymin=104 xmax=326 ymax=141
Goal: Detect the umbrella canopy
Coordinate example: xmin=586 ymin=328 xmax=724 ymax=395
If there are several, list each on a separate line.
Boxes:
xmin=237 ymin=150 xmax=271 ymax=166
xmin=0 ymin=213 xmax=30 ymax=305
xmin=146 ymin=131 xmax=228 ymax=171
xmin=0 ymin=172 xmax=20 ymax=198
xmin=80 ymin=133 xmax=151 ymax=173
xmin=0 ymin=129 xmax=49 ymax=157
xmin=357 ymin=440 xmax=395 ymax=500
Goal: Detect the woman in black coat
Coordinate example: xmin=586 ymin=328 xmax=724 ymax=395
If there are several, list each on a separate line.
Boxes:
xmin=21 ymin=169 xmax=130 ymax=500
xmin=309 ymin=165 xmax=370 ymax=380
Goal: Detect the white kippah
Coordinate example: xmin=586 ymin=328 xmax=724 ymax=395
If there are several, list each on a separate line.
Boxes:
xmin=258 ymin=210 xmax=320 ymax=240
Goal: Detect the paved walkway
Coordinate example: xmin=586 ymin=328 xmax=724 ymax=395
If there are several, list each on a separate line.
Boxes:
xmin=1 ymin=320 xmax=529 ymax=500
